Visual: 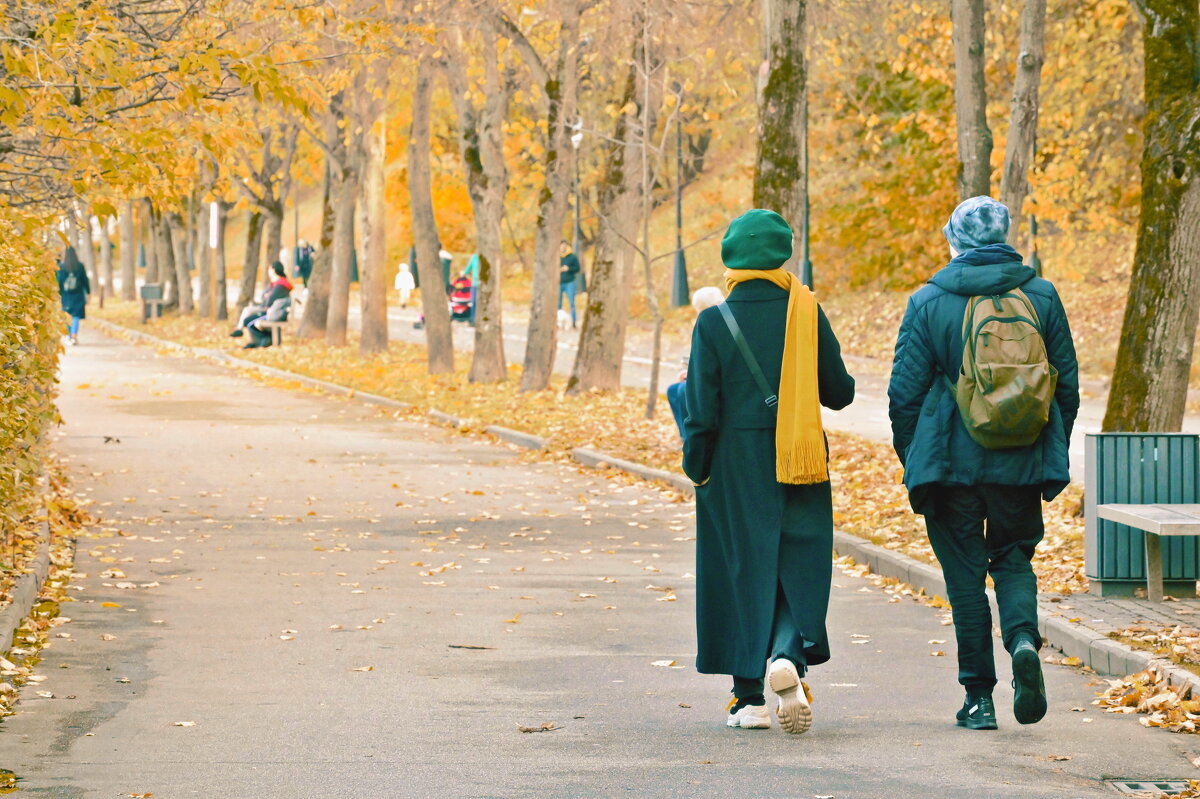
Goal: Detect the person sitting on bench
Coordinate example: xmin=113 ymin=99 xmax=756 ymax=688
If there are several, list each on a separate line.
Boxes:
xmin=231 ymin=261 xmax=293 ymax=347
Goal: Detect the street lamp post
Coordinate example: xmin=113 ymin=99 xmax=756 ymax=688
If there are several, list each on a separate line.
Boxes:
xmin=670 ymin=83 xmax=689 ymax=307
xmin=800 ymin=77 xmax=813 ymax=290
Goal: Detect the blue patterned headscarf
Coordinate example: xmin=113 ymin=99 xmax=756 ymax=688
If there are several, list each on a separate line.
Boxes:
xmin=943 ymin=196 xmax=1011 ymax=252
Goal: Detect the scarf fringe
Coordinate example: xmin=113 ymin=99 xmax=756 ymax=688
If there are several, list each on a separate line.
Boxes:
xmin=777 ymin=440 xmax=829 ymax=485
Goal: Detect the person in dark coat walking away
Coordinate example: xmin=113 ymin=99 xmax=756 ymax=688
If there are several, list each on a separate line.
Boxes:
xmin=683 ymin=210 xmax=855 ymax=734
xmin=888 ymin=196 xmax=1079 ymax=731
xmin=57 ymin=246 xmax=90 ymax=346
xmin=558 ymin=240 xmax=581 ymax=329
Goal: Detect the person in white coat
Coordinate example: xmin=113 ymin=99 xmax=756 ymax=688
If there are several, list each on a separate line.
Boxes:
xmin=395 ymin=262 xmax=416 ymax=307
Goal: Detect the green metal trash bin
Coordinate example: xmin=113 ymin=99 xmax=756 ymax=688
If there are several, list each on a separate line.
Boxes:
xmin=1084 ymin=433 xmax=1200 ymax=597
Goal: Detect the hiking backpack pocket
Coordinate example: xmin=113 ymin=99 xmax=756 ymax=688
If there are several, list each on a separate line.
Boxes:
xmin=953 ymin=289 xmax=1058 ymax=449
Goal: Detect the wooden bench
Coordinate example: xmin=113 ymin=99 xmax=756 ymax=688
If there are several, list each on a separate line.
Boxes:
xmin=1095 ymin=504 xmax=1200 ymax=601
xmin=250 ymin=293 xmax=303 ymax=347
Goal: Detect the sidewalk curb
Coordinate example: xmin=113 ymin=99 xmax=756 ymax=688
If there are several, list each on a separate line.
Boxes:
xmin=0 ymin=523 xmax=51 ymax=651
xmin=92 ymin=318 xmax=1196 ymax=690
xmin=485 ymin=426 xmax=548 ymax=451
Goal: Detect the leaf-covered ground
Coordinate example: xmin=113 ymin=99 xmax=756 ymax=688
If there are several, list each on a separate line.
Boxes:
xmin=95 ymin=302 xmax=1088 ymax=595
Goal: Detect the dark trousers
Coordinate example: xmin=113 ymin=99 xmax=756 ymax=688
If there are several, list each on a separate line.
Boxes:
xmin=924 ymin=483 xmax=1043 ymax=695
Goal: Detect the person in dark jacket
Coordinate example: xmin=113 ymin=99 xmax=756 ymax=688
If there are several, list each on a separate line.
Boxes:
xmin=888 ymin=196 xmax=1080 ymax=731
xmin=57 ymin=246 xmax=90 ymax=346
xmin=558 ymin=240 xmax=581 ymax=329
xmin=683 ymin=210 xmax=855 ymax=734
xmin=231 ymin=261 xmax=293 ymax=348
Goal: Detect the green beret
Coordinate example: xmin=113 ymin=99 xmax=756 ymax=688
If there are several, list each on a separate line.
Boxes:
xmin=721 ymin=209 xmax=794 ymax=270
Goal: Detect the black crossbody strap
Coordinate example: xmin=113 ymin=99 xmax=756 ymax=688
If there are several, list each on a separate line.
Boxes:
xmin=717 ymin=302 xmax=778 ymax=412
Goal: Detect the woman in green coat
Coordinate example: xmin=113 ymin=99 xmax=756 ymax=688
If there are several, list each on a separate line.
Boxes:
xmin=682 ymin=210 xmax=855 ymax=734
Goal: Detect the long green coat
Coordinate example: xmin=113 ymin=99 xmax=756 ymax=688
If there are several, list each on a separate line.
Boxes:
xmin=682 ymin=280 xmax=855 ymax=677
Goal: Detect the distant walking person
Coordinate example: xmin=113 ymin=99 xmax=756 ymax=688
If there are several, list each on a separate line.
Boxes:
xmin=395 ymin=262 xmax=415 ymax=308
xmin=558 ymin=240 xmax=581 ymax=329
xmin=887 ymin=196 xmax=1079 ymax=731
xmin=295 ymin=239 xmax=314 ymax=285
xmin=57 ymin=245 xmax=90 ymax=346
xmin=683 ymin=210 xmax=855 ymax=734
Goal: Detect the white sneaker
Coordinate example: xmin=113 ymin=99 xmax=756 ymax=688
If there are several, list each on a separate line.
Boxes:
xmin=726 ymin=700 xmax=771 ymax=729
xmin=768 ymin=659 xmax=812 ymax=734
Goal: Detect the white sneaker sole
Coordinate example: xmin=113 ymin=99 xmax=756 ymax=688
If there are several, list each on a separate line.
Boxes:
xmin=769 ymin=659 xmax=812 ymax=735
xmin=726 ymin=705 xmax=771 ymax=729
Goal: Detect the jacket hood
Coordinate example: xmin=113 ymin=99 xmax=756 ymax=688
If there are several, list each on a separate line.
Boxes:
xmin=929 ymin=243 xmax=1034 ymax=296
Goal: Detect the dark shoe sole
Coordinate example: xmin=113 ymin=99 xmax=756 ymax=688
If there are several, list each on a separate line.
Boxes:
xmin=1013 ymin=647 xmax=1048 ymax=724
xmin=956 ymin=717 xmax=998 ymax=730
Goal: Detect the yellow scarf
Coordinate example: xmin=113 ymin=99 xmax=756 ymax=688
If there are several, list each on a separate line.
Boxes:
xmin=723 ymin=268 xmax=828 ymax=485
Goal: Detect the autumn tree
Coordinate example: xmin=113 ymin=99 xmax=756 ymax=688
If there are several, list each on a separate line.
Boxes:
xmin=999 ymin=0 xmax=1046 ymax=246
xmin=442 ymin=22 xmax=512 ymax=383
xmin=1103 ymin=0 xmax=1200 ymax=432
xmin=753 ymin=0 xmax=807 ymax=271
xmin=493 ymin=1 xmax=585 ymax=393
xmin=950 ymin=0 xmax=992 ymax=199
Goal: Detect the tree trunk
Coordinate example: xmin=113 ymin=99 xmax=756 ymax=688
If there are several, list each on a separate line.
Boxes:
xmin=1102 ymin=0 xmax=1200 ymax=432
xmin=409 ymin=58 xmax=455 ymax=374
xmin=263 ymin=201 xmax=284 ymax=278
xmin=119 ymin=200 xmax=136 ymax=301
xmin=520 ymin=0 xmax=582 ymax=392
xmin=1000 ymin=0 xmax=1046 ymax=246
xmin=753 ymin=0 xmax=807 ymax=272
xmin=196 ymin=201 xmax=212 ymax=317
xmin=167 ymin=212 xmax=193 ymax=313
xmin=236 ymin=210 xmax=264 ymax=312
xmin=298 ymin=154 xmax=337 ymax=338
xmin=74 ymin=204 xmax=98 ymax=295
xmin=214 ymin=201 xmax=230 ymax=321
xmin=156 ymin=208 xmax=176 ymax=309
xmin=98 ymin=216 xmax=114 ymax=308
xmin=445 ymin=24 xmax=510 ymax=383
xmin=952 ymin=0 xmax=993 ymax=199
xmin=360 ymin=95 xmax=389 ymax=355
xmin=142 ymin=199 xmax=159 ymax=285
xmin=567 ymin=32 xmax=642 ymax=396
xmin=325 ymin=165 xmax=358 ymax=347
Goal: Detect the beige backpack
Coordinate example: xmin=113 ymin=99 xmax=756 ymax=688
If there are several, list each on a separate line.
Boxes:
xmin=952 ymin=288 xmax=1058 ymax=449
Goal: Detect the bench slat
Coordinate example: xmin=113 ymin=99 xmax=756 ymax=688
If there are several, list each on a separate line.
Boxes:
xmin=1097 ymin=504 xmax=1200 ymax=535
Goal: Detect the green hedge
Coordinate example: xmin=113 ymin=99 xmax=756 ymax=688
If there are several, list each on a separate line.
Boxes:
xmin=0 ymin=225 xmax=59 ymax=552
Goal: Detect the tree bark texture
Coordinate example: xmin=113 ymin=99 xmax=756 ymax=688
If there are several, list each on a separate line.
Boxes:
xmin=445 ymin=25 xmax=510 ymax=383
xmin=952 ymin=0 xmax=993 ymax=199
xmin=155 ymin=207 xmax=176 ymax=309
xmin=236 ymin=210 xmax=264 ymax=312
xmin=325 ymin=165 xmax=358 ymax=347
xmin=167 ymin=212 xmax=193 ymax=313
xmin=98 ymin=217 xmax=113 ymax=308
xmin=567 ymin=28 xmax=644 ymax=396
xmin=519 ymin=0 xmax=582 ymax=392
xmin=196 ymin=201 xmax=212 ymax=318
xmin=142 ymin=199 xmax=159 ymax=285
xmin=1103 ymin=0 xmax=1200 ymax=432
xmin=214 ymin=201 xmax=230 ymax=321
xmin=298 ymin=106 xmax=343 ymax=339
xmin=119 ymin=200 xmax=136 ymax=301
xmin=359 ymin=89 xmax=390 ymax=355
xmin=1000 ymin=0 xmax=1046 ymax=247
xmin=408 ymin=58 xmax=455 ymax=374
xmin=753 ymin=0 xmax=807 ymax=272
xmin=74 ymin=204 xmax=98 ymax=294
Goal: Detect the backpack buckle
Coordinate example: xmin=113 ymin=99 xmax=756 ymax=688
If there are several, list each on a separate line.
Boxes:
xmin=765 ymin=395 xmax=778 ymax=409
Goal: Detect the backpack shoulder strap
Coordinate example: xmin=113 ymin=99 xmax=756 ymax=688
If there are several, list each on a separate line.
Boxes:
xmin=717 ymin=302 xmax=778 ymax=411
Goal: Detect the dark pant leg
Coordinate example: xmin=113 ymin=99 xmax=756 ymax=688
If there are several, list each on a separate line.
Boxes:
xmin=770 ymin=481 xmax=834 ymax=672
xmin=980 ymin=484 xmax=1044 ymax=654
xmin=732 ymin=675 xmax=764 ymax=700
xmin=925 ymin=486 xmax=995 ymax=694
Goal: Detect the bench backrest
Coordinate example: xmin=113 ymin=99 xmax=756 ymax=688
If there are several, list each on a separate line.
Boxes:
xmin=1085 ymin=433 xmax=1200 ymax=582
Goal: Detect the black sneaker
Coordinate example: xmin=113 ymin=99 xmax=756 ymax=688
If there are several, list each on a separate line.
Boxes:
xmin=1012 ymin=639 xmax=1047 ymax=724
xmin=956 ymin=694 xmax=998 ymax=730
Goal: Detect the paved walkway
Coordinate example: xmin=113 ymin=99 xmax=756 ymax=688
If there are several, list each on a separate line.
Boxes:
xmin=4 ymin=333 xmax=1199 ymax=797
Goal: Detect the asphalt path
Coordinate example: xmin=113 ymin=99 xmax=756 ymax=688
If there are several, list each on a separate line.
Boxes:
xmin=3 ymin=333 xmax=1197 ymax=798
